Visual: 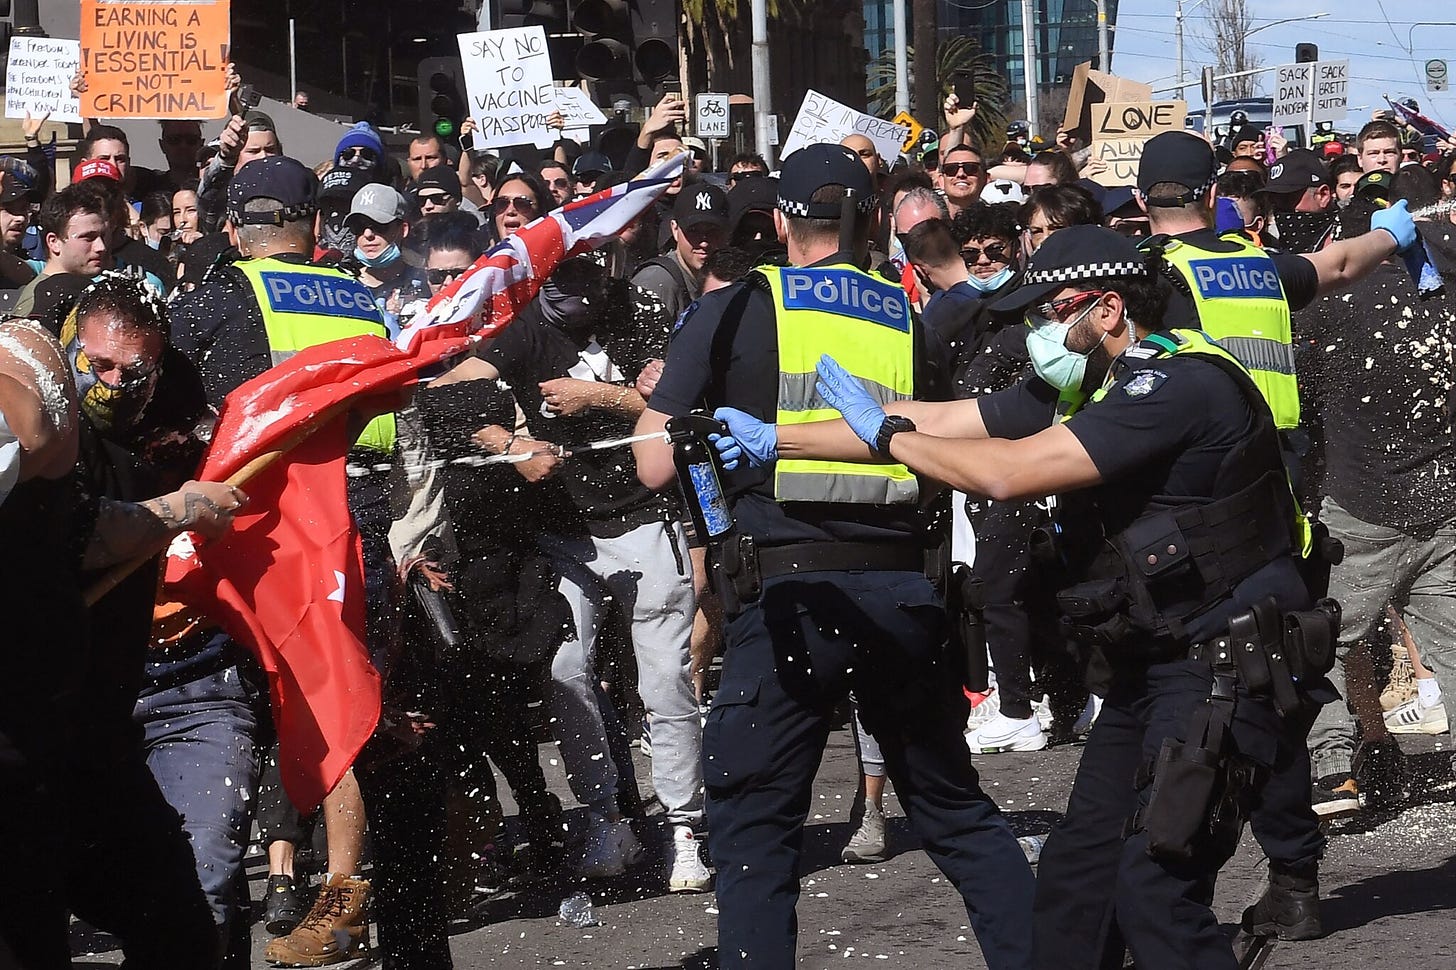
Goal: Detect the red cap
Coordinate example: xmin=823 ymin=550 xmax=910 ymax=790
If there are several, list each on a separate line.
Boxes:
xmin=74 ymin=158 xmax=122 ymax=183
xmin=1321 ymin=142 xmax=1345 ymax=158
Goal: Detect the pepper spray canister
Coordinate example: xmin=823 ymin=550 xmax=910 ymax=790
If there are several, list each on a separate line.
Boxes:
xmin=666 ymin=412 xmax=736 ymax=543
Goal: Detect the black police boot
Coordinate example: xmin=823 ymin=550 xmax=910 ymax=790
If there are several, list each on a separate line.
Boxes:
xmin=1241 ymin=864 xmax=1323 ymax=941
xmin=262 ymin=873 xmax=308 ymax=936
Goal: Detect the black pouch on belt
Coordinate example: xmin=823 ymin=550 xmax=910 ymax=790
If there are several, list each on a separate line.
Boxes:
xmin=713 ymin=534 xmax=761 ymax=616
xmin=947 ymin=564 xmax=988 ymax=691
xmin=1139 ymin=738 xmax=1222 ymax=863
xmin=1284 ymin=597 xmax=1341 ymax=681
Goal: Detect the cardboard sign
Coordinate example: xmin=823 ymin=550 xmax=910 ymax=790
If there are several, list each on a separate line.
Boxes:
xmin=1311 ymin=60 xmax=1348 ymax=124
xmin=458 ymin=27 xmax=560 ymax=150
xmin=779 ymin=89 xmax=909 ymax=163
xmin=79 ymin=0 xmax=231 ymax=119
xmin=892 ymin=110 xmax=924 ymax=154
xmin=1088 ymin=100 xmax=1187 ymax=187
xmin=695 ymin=92 xmax=730 ymax=140
xmin=5 ymin=37 xmax=83 ymax=124
xmin=555 ymin=86 xmax=607 ymax=141
xmin=1062 ymin=63 xmax=1152 ymax=143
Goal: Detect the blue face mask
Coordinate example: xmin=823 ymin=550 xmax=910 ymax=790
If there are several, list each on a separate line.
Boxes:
xmin=1025 ymin=299 xmax=1106 ymax=392
xmin=964 ymin=266 xmax=1015 ymax=293
xmin=354 ymin=243 xmax=401 ymax=269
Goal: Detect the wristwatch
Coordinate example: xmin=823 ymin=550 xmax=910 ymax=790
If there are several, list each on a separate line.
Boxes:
xmin=873 ymin=415 xmax=916 ymax=457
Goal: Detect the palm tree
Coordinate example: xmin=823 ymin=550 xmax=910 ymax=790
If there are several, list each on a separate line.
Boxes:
xmin=868 ymin=36 xmax=1009 ymax=148
xmin=682 ymin=0 xmax=802 ymax=93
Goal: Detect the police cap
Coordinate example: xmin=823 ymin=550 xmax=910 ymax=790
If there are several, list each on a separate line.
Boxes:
xmin=228 ymin=156 xmax=319 ymax=226
xmin=990 ymin=224 xmax=1149 ymax=313
xmin=776 ymin=143 xmax=876 ymax=219
xmin=1136 ymin=131 xmax=1217 ymax=206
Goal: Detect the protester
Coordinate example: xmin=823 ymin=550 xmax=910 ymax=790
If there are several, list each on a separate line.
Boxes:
xmin=630 ymin=182 xmax=729 ymax=321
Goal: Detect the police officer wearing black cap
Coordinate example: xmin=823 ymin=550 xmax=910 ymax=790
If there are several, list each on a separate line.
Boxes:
xmin=716 ymin=223 xmax=1341 ymax=970
xmin=631 ymin=142 xmax=1035 ymax=970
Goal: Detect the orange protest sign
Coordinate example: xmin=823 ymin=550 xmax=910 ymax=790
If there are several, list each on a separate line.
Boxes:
xmin=80 ymin=0 xmax=231 ymax=119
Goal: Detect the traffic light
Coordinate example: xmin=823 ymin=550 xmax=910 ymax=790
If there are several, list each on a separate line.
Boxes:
xmin=500 ymin=0 xmax=580 ymax=78
xmin=574 ymin=0 xmax=632 ymax=82
xmin=418 ymin=57 xmax=466 ymax=139
xmin=1295 ymin=43 xmax=1319 ymax=63
xmin=630 ymin=0 xmax=678 ymax=86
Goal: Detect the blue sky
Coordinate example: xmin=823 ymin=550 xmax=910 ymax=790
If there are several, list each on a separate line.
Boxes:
xmin=1109 ymin=0 xmax=1456 ymax=130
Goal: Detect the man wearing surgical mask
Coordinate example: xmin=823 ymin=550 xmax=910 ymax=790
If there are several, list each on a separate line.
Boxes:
xmin=951 ymin=201 xmax=1021 ymax=300
xmin=344 ymin=183 xmax=429 ymax=338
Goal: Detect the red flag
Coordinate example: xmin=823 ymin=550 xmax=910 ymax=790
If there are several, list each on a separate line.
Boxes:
xmin=167 ymin=328 xmax=471 ymax=812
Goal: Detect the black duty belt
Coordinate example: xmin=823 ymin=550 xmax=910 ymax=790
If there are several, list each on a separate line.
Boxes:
xmin=756 ymin=541 xmax=925 ymax=581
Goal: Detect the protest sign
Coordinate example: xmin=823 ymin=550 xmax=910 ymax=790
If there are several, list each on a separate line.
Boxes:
xmin=79 ymin=0 xmax=231 ymax=119
xmin=5 ymin=37 xmax=83 ymax=124
xmin=458 ymin=27 xmax=560 ymax=150
xmin=1311 ymin=60 xmax=1348 ymax=124
xmin=1088 ymin=100 xmax=1187 ymax=187
xmin=1062 ymin=63 xmax=1153 ymax=144
xmin=779 ymin=89 xmax=909 ymax=163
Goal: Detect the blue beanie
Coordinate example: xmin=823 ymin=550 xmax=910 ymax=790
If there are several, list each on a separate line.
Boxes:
xmin=335 ymin=122 xmax=383 ymax=161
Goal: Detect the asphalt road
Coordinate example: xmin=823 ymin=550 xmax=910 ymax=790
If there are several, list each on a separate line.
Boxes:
xmin=72 ymin=725 xmax=1456 ymax=969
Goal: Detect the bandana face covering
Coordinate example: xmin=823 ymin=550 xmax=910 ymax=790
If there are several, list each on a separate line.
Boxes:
xmin=61 ymin=308 xmax=159 ymax=433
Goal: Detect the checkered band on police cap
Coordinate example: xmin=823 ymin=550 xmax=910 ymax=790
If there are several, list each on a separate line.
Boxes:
xmin=1021 ymin=259 xmax=1149 ymax=286
xmin=776 ymin=143 xmax=877 ymax=219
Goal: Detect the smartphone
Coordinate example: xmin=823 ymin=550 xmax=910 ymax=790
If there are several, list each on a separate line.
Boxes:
xmin=236 ymin=84 xmax=261 ymax=113
xmin=662 ymin=79 xmax=682 ymax=96
xmin=952 ymin=71 xmax=976 ymax=109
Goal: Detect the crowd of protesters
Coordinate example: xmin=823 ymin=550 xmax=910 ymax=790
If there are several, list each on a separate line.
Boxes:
xmin=0 ymin=41 xmax=1453 ymax=970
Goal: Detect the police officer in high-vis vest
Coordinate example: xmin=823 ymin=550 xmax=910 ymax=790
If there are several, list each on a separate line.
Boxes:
xmin=710 ymin=225 xmax=1356 ymax=970
xmin=632 ymin=143 xmax=1036 ymax=970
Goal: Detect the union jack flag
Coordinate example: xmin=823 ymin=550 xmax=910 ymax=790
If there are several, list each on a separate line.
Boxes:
xmin=396 ymin=152 xmax=687 ymax=352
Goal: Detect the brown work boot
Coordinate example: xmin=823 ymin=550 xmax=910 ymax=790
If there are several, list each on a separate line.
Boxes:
xmin=263 ymin=873 xmax=371 ymax=967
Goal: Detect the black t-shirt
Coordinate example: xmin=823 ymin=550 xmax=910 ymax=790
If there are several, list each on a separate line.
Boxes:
xmin=1297 ymin=224 xmax=1456 ymax=530
xmin=169 ymin=257 xmax=281 ymax=407
xmin=651 ymin=260 xmax=952 ymax=547
xmin=484 ymin=300 xmax=668 ymax=535
xmin=1157 ymin=228 xmax=1320 ymax=329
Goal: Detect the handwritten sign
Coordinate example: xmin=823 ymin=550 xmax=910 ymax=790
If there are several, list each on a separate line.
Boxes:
xmin=1088 ymin=100 xmax=1186 ymax=187
xmin=458 ymin=27 xmax=559 ymax=151
xmin=555 ymin=86 xmax=606 ymax=142
xmin=79 ymin=0 xmax=231 ymax=119
xmin=1311 ymin=60 xmax=1348 ymax=124
xmin=5 ymin=37 xmax=83 ymax=124
xmin=779 ymin=89 xmax=909 ymax=164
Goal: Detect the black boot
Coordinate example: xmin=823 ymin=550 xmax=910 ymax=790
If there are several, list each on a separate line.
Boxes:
xmin=1241 ymin=864 xmax=1323 ymax=941
xmin=262 ymin=873 xmax=308 ymax=936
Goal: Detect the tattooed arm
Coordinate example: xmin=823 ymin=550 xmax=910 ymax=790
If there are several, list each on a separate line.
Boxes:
xmin=85 ymin=480 xmax=248 ymax=569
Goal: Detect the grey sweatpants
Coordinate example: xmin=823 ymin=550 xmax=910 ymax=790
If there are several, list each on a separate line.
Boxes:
xmin=541 ymin=520 xmax=704 ymax=828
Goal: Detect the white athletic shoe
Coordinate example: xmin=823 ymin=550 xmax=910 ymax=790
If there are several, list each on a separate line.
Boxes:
xmin=1033 ymin=694 xmax=1053 ymax=732
xmin=1384 ymin=697 xmax=1449 ymax=735
xmin=577 ymin=817 xmax=644 ymax=879
xmin=966 ymin=688 xmax=1001 ymax=732
xmin=1071 ymin=694 xmax=1104 ymax=736
xmin=666 ymin=825 xmax=712 ymax=893
xmin=966 ymin=712 xmax=1048 ymax=753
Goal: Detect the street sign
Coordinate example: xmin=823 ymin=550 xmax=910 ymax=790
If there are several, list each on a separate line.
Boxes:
xmin=695 ymin=93 xmax=730 ymax=140
xmin=1273 ymin=59 xmax=1347 ymax=127
xmin=892 ymin=110 xmax=923 ymax=154
xmin=1428 ymin=59 xmax=1449 ymax=93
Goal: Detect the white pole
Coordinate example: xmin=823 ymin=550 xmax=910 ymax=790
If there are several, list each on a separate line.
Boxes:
xmin=1096 ymin=0 xmax=1109 ymax=72
xmin=1175 ymin=0 xmax=1185 ymax=101
xmin=751 ymin=0 xmax=775 ymax=165
xmin=288 ymin=19 xmax=297 ymax=103
xmin=1021 ymin=0 xmax=1039 ymax=135
xmin=893 ymin=0 xmax=910 ymax=116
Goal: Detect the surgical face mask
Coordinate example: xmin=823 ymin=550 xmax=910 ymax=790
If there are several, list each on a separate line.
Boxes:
xmin=1025 ymin=299 xmax=1106 ymax=392
xmin=353 ymin=242 xmax=401 ymax=268
xmin=964 ymin=266 xmax=1015 ymax=293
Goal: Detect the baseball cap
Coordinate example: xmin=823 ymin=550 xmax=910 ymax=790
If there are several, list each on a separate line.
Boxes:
xmin=410 ymin=165 xmax=462 ymax=202
xmin=671 ymin=182 xmax=729 ymax=230
xmin=728 ymin=175 xmax=777 ymax=228
xmin=1136 ymin=131 xmax=1217 ymax=205
xmin=982 ymin=179 xmax=1027 ymax=205
xmin=682 ymin=136 xmax=708 ymax=157
xmin=573 ymin=150 xmax=612 ymax=178
xmin=226 ymin=156 xmax=319 ymax=224
xmin=777 ymin=143 xmax=875 ymax=218
xmin=1259 ymin=149 xmax=1332 ymax=194
xmin=1230 ymin=125 xmax=1262 ymax=147
xmin=0 ymin=172 xmax=28 ymax=205
xmin=316 ymin=165 xmax=370 ymax=205
xmin=990 ymin=224 xmax=1149 ymax=314
xmin=345 ymin=183 xmax=407 ymax=228
xmin=75 ymin=158 xmax=122 ymax=183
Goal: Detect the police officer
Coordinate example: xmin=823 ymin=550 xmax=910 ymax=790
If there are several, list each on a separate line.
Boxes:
xmin=631 ymin=143 xmax=1035 ymax=970
xmin=712 ymin=224 xmax=1371 ymax=969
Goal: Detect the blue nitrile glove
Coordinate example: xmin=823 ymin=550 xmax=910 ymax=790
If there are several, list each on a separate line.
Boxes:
xmin=712 ymin=407 xmax=777 ymax=469
xmin=814 ymin=354 xmax=886 ymax=446
xmin=1372 ymin=199 xmax=1418 ymax=252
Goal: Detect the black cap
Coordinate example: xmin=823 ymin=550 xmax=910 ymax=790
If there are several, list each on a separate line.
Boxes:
xmin=776 ymin=143 xmax=876 ymax=218
xmin=671 ymin=182 xmax=730 ymax=230
xmin=728 ymin=175 xmax=777 ymax=229
xmin=990 ymin=225 xmax=1149 ymax=313
xmin=1230 ymin=125 xmax=1262 ymax=147
xmin=411 ymin=164 xmax=463 ymax=201
xmin=227 ymin=156 xmax=319 ymax=225
xmin=0 ymin=172 xmax=27 ymax=205
xmin=316 ymin=165 xmax=369 ymax=205
xmin=573 ymin=150 xmax=612 ymax=178
xmin=1136 ymin=131 xmax=1217 ymax=206
xmin=1260 ymin=149 xmax=1331 ymax=194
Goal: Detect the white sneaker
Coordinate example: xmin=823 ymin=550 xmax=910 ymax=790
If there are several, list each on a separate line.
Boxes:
xmin=1033 ymin=694 xmax=1053 ymax=732
xmin=666 ymin=825 xmax=712 ymax=892
xmin=966 ymin=688 xmax=1001 ymax=732
xmin=1384 ymin=697 xmax=1449 ymax=735
xmin=577 ymin=817 xmax=644 ymax=879
xmin=1071 ymin=694 xmax=1104 ymax=736
xmin=966 ymin=712 xmax=1047 ymax=753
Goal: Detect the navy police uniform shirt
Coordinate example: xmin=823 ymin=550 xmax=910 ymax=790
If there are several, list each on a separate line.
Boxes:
xmin=1159 ymin=228 xmax=1320 ymax=330
xmin=651 ymin=254 xmax=953 ymax=548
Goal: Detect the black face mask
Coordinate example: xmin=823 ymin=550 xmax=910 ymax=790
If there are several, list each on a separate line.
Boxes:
xmin=537 ymin=277 xmax=599 ymax=338
xmin=1270 ymin=209 xmax=1335 ymax=254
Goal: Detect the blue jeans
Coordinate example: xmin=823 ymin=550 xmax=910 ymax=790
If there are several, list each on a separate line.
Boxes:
xmin=136 ymin=660 xmax=260 ymax=928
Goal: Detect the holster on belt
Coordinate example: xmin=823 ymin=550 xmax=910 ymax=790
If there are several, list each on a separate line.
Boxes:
xmin=1228 ymin=597 xmax=1301 ymax=717
xmin=947 ymin=563 xmax=988 ymax=692
xmin=711 ymin=534 xmax=762 ymax=616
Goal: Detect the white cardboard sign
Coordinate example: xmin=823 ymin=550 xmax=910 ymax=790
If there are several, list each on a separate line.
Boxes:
xmin=5 ymin=36 xmax=83 ymax=124
xmin=779 ymin=88 xmax=909 ymax=163
xmin=457 ymin=27 xmax=559 ymax=150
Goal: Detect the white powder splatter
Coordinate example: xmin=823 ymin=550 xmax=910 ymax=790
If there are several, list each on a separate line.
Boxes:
xmin=0 ymin=322 xmax=72 ymax=435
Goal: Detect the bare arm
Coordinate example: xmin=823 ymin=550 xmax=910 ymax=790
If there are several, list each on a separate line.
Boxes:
xmin=633 ymin=408 xmax=675 ymax=491
xmin=85 ymin=481 xmax=246 ymax=570
xmin=887 ymin=423 xmax=1101 ymax=501
xmin=1302 ymin=231 xmax=1398 ymax=296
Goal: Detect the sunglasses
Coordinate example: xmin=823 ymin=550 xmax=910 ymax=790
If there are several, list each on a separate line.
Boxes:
xmin=426 ymin=266 xmax=472 ymax=285
xmin=546 ymin=177 xmax=572 ymax=189
xmin=728 ymin=171 xmax=764 ymax=183
xmin=1031 ymin=290 xmax=1105 ymax=324
xmin=417 ymin=192 xmax=452 ymax=206
xmin=961 ymin=243 xmax=1008 ymax=265
xmin=492 ymin=194 xmax=539 ymax=216
xmin=78 ymin=344 xmax=159 ymax=390
xmin=341 ymin=147 xmax=375 ymax=160
xmin=942 ymin=161 xmax=983 ymax=177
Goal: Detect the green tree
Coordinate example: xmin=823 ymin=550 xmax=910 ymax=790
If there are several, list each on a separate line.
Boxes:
xmin=868 ymin=35 xmax=1009 ymax=149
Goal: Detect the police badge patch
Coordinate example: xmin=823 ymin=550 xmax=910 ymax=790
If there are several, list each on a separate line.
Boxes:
xmin=1122 ymin=369 xmax=1168 ymax=398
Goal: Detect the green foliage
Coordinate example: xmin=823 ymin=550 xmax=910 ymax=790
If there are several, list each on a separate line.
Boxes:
xmin=867 ymin=35 xmax=1009 ymax=150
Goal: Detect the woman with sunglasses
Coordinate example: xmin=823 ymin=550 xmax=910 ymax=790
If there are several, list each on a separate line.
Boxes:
xmin=488 ymin=170 xmax=554 ymax=244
